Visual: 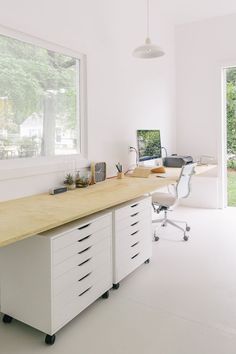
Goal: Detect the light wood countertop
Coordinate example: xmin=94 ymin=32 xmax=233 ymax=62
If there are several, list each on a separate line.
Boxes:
xmin=0 ymin=164 xmax=216 ymax=248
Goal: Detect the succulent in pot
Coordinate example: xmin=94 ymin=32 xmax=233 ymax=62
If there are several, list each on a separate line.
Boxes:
xmin=64 ymin=173 xmax=76 ymax=190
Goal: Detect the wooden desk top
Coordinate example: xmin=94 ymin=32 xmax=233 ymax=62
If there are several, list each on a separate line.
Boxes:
xmin=0 ymin=165 xmax=216 ymax=248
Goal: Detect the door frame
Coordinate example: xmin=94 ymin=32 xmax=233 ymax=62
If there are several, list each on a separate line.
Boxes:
xmin=220 ymin=64 xmax=236 ymax=208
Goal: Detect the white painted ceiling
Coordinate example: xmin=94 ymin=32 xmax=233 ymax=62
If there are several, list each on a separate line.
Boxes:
xmin=157 ymin=0 xmax=236 ymax=24
xmin=0 ymin=0 xmax=236 ymax=28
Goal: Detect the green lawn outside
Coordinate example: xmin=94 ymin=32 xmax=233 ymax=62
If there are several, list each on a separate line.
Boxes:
xmin=228 ymin=170 xmax=236 ymax=206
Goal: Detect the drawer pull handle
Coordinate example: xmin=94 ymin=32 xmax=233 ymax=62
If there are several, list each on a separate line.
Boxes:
xmin=131 ymin=203 xmax=139 ymax=208
xmin=78 ymin=223 xmax=91 ymax=230
xmin=78 ymin=258 xmax=91 ymax=267
xmin=79 ymin=286 xmax=92 ymax=297
xmin=131 ymin=212 xmax=139 ymax=217
xmin=131 ymin=253 xmax=140 ymax=260
xmin=78 ymin=246 xmax=92 ymax=255
xmin=131 ymin=241 xmax=139 ymax=248
xmin=78 ymin=234 xmax=92 ymax=243
xmin=131 ymin=230 xmax=139 ymax=236
xmin=78 ymin=272 xmax=92 ymax=282
xmin=131 ymin=221 xmax=139 ymax=227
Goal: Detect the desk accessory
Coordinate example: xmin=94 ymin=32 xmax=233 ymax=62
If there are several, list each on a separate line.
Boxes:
xmin=76 ymin=175 xmax=90 ymax=188
xmin=116 ymin=163 xmax=124 ymax=179
xmin=197 ymin=155 xmax=215 ymax=165
xmin=95 ymin=162 xmax=106 ymax=182
xmin=131 ymin=167 xmax=151 ymax=178
xmin=90 ymin=162 xmax=96 ymax=185
xmin=49 ymin=186 xmax=68 ymax=195
xmin=115 ymin=163 xmax=122 ymax=173
xmin=117 ymin=172 xmax=124 ymax=179
xmin=64 ymin=174 xmax=76 ymax=190
xmin=151 ymin=166 xmax=166 ymax=173
xmin=75 ymin=169 xmax=91 ymax=188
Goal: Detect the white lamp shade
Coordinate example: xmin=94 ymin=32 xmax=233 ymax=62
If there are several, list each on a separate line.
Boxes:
xmin=133 ymin=38 xmax=165 ymax=59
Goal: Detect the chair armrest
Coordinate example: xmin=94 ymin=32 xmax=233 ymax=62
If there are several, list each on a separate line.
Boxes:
xmin=168 ymin=183 xmax=177 ymax=197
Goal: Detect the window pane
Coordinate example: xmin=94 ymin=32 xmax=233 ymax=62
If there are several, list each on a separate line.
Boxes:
xmin=0 ymin=34 xmax=80 ymax=159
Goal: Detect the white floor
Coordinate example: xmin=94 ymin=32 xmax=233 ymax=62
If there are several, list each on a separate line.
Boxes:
xmin=1 ymin=206 xmax=236 ymax=354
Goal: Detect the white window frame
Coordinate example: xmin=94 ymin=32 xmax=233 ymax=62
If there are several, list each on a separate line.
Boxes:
xmin=220 ymin=63 xmax=236 ymax=208
xmin=0 ymin=25 xmax=87 ymax=181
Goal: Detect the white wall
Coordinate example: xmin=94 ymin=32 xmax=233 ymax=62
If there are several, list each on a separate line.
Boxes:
xmin=0 ymin=0 xmax=176 ymax=201
xmin=176 ymin=13 xmax=236 ymax=207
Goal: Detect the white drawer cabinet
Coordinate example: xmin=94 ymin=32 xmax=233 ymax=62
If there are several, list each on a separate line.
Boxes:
xmin=0 ymin=212 xmax=112 ymax=343
xmin=112 ymin=196 xmax=152 ymax=288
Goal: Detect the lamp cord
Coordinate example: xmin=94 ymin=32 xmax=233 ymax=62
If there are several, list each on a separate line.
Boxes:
xmin=129 ymin=146 xmax=139 ymax=166
xmin=147 ymin=0 xmax=150 ymax=38
xmin=161 ymin=146 xmax=168 ymax=157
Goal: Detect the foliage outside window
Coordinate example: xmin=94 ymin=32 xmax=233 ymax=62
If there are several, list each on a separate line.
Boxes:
xmin=137 ymin=130 xmax=161 ymax=161
xmin=227 ymin=68 xmax=236 ymax=157
xmin=0 ymin=34 xmax=81 ymax=160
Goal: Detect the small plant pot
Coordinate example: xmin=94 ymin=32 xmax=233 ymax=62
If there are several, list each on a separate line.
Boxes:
xmin=65 ymin=183 xmax=76 ymax=190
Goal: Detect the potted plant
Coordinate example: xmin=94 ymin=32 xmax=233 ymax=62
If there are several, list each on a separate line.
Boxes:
xmin=64 ymin=173 xmax=76 ymax=190
xmin=75 ymin=170 xmax=91 ymax=188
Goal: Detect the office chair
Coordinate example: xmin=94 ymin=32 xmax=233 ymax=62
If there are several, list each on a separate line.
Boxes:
xmin=152 ymin=163 xmax=196 ymax=242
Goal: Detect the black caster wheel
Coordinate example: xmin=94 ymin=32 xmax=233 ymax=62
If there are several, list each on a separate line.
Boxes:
xmin=2 ymin=314 xmax=13 ymax=324
xmin=186 ymin=226 xmax=191 ymax=232
xmin=45 ymin=334 xmax=56 ymax=345
xmin=144 ymin=259 xmax=150 ymax=264
xmin=101 ymin=290 xmax=109 ymax=299
xmin=183 ymin=235 xmax=189 ymax=241
xmin=113 ymin=283 xmax=120 ymax=290
xmin=154 ymin=236 xmax=159 ymax=242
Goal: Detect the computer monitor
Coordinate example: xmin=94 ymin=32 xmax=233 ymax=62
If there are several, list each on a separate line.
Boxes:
xmin=137 ymin=130 xmax=162 ymax=162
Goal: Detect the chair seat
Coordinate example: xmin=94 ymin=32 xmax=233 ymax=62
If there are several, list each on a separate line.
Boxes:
xmin=152 ymin=192 xmax=177 ymax=207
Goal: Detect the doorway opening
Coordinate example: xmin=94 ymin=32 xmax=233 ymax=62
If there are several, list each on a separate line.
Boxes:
xmin=225 ymin=67 xmax=236 ymax=206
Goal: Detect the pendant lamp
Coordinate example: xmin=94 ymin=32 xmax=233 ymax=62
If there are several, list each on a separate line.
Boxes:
xmin=133 ymin=0 xmax=165 ymax=59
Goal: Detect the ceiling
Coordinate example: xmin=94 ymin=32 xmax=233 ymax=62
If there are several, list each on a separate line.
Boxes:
xmin=157 ymin=0 xmax=236 ymax=24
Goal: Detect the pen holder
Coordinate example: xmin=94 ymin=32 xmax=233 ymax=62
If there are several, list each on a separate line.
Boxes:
xmin=117 ymin=172 xmax=124 ymax=179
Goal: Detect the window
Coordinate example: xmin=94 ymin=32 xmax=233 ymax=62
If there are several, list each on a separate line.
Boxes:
xmin=0 ymin=33 xmax=85 ymax=160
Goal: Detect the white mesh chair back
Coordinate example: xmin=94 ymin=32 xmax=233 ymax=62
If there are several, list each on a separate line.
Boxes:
xmin=176 ymin=163 xmax=196 ymax=200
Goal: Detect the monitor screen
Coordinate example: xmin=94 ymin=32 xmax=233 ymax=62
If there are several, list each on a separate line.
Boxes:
xmin=137 ymin=130 xmax=162 ymax=162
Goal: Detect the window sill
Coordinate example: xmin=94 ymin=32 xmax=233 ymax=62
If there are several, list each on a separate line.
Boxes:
xmin=0 ymin=155 xmax=89 ymax=181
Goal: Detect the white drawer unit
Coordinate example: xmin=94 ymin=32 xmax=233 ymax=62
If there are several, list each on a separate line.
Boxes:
xmin=0 ymin=211 xmax=112 ymax=345
xmin=112 ymin=196 xmax=152 ymax=289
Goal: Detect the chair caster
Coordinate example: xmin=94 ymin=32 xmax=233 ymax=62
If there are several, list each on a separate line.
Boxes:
xmin=186 ymin=226 xmax=191 ymax=232
xmin=45 ymin=334 xmax=56 ymax=345
xmin=101 ymin=290 xmax=109 ymax=299
xmin=113 ymin=283 xmax=120 ymax=290
xmin=154 ymin=236 xmax=159 ymax=242
xmin=2 ymin=314 xmax=13 ymax=324
xmin=183 ymin=235 xmax=189 ymax=241
xmin=144 ymin=258 xmax=150 ymax=264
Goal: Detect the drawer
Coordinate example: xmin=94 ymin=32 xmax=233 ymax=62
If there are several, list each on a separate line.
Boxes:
xmin=53 ymin=214 xmax=111 ymax=252
xmin=116 ymin=209 xmax=151 ymax=232
xmin=116 ymin=237 xmax=149 ymax=260
xmin=53 ymin=226 xmax=111 ymax=265
xmin=115 ymin=197 xmax=151 ymax=222
xmin=114 ymin=218 xmax=151 ymax=242
xmin=53 ymin=277 xmax=111 ymax=331
xmin=53 ymin=249 xmax=111 ymax=296
xmin=114 ymin=240 xmax=152 ymax=283
xmin=54 ymin=263 xmax=110 ymax=309
xmin=115 ymin=226 xmax=151 ymax=253
xmin=53 ymin=237 xmax=111 ymax=279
